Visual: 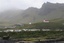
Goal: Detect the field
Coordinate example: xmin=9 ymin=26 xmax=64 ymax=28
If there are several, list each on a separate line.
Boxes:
xmin=0 ymin=31 xmax=64 ymax=41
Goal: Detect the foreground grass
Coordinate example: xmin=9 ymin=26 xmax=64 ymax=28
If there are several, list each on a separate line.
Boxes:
xmin=0 ymin=31 xmax=64 ymax=41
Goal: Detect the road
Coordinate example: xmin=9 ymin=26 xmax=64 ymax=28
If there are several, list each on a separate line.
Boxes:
xmin=0 ymin=40 xmax=64 ymax=43
xmin=0 ymin=40 xmax=16 ymax=43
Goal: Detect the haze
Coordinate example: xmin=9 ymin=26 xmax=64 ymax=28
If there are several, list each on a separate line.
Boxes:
xmin=0 ymin=0 xmax=64 ymax=12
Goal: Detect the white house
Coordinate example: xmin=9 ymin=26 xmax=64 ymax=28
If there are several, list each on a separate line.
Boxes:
xmin=43 ymin=20 xmax=49 ymax=23
xmin=4 ymin=29 xmax=14 ymax=32
xmin=29 ymin=22 xmax=32 ymax=24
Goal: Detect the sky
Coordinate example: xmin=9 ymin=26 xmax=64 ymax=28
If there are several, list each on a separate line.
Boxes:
xmin=0 ymin=0 xmax=64 ymax=11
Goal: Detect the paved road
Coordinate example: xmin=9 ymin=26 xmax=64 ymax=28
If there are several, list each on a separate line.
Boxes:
xmin=16 ymin=41 xmax=64 ymax=43
xmin=0 ymin=40 xmax=64 ymax=43
xmin=0 ymin=40 xmax=16 ymax=43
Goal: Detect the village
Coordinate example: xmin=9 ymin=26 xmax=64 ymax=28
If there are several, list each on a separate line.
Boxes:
xmin=0 ymin=20 xmax=63 ymax=32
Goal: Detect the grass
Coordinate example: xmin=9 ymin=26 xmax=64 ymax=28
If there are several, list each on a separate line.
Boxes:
xmin=0 ymin=31 xmax=64 ymax=41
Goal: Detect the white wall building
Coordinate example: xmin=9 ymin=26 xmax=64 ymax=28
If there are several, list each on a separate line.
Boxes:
xmin=43 ymin=20 xmax=49 ymax=23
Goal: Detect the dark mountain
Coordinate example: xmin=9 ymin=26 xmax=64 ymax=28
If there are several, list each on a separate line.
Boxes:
xmin=19 ymin=7 xmax=40 ymax=23
xmin=0 ymin=2 xmax=64 ymax=26
xmin=39 ymin=2 xmax=64 ymax=15
xmin=39 ymin=2 xmax=64 ymax=20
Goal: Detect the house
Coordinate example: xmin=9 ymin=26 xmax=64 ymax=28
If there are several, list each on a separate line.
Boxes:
xmin=43 ymin=20 xmax=49 ymax=23
xmin=14 ymin=29 xmax=21 ymax=32
xmin=4 ymin=29 xmax=14 ymax=32
xmin=22 ymin=29 xmax=40 ymax=31
xmin=29 ymin=22 xmax=32 ymax=24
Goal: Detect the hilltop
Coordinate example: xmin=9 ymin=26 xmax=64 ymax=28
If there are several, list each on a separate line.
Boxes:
xmin=0 ymin=2 xmax=64 ymax=26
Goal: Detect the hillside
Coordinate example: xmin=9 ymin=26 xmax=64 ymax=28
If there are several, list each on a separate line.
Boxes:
xmin=39 ymin=2 xmax=64 ymax=20
xmin=0 ymin=2 xmax=64 ymax=26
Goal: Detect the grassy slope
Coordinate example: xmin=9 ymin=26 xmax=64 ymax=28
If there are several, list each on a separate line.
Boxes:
xmin=0 ymin=31 xmax=64 ymax=41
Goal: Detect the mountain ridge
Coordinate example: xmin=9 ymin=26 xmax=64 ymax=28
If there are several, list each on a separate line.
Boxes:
xmin=0 ymin=2 xmax=64 ymax=26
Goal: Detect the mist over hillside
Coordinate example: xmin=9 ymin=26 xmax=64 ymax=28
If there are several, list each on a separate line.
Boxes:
xmin=0 ymin=2 xmax=64 ymax=26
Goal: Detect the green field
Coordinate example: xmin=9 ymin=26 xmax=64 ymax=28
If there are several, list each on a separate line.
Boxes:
xmin=0 ymin=31 xmax=64 ymax=41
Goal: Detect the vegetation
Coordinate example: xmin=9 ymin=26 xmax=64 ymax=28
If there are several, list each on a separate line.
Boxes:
xmin=0 ymin=31 xmax=64 ymax=41
xmin=1 ymin=2 xmax=64 ymax=26
xmin=19 ymin=22 xmax=64 ymax=30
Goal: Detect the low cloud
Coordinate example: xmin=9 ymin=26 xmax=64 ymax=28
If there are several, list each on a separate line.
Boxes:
xmin=0 ymin=0 xmax=64 ymax=11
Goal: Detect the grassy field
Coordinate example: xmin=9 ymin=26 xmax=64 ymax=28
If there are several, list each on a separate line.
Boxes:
xmin=0 ymin=31 xmax=64 ymax=41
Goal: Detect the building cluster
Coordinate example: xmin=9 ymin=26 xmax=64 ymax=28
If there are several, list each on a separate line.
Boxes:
xmin=0 ymin=24 xmax=24 ymax=29
xmin=0 ymin=29 xmax=62 ymax=32
xmin=0 ymin=29 xmax=49 ymax=32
